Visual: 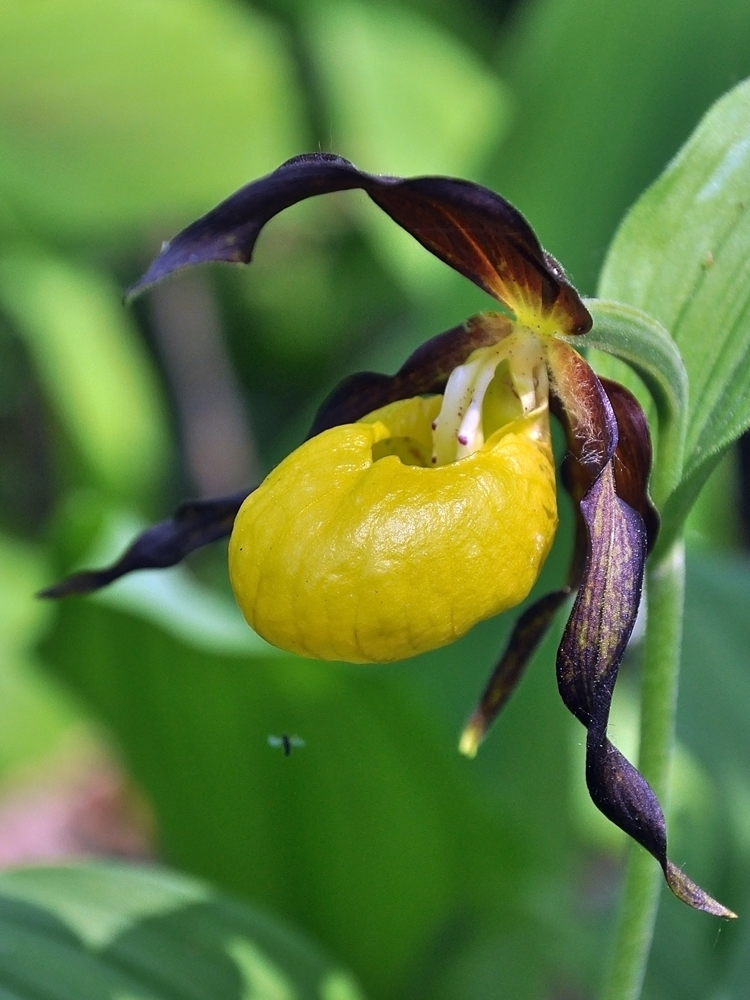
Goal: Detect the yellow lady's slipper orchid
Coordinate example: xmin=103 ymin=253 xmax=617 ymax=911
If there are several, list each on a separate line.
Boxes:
xmin=44 ymin=153 xmax=733 ymax=920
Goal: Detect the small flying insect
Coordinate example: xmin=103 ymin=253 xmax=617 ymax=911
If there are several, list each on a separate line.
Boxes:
xmin=267 ymin=734 xmax=306 ymax=756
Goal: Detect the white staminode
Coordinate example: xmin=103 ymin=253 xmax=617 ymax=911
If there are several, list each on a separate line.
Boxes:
xmin=431 ymin=329 xmax=545 ymax=466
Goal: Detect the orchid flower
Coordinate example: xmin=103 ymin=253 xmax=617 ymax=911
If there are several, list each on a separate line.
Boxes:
xmin=44 ymin=154 xmax=734 ymax=919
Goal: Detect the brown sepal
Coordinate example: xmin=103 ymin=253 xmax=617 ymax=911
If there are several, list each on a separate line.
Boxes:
xmin=39 ymin=490 xmax=251 ymax=598
xmin=567 ymin=468 xmax=733 ymax=917
xmin=128 ymin=154 xmax=591 ymax=335
xmin=556 ymin=463 xmax=645 ymax=725
xmin=600 ymin=377 xmax=660 ymax=552
xmin=547 ymin=339 xmax=617 ymax=482
xmin=549 ymin=344 xmax=732 ymax=917
xmin=460 ymin=589 xmax=570 ymax=757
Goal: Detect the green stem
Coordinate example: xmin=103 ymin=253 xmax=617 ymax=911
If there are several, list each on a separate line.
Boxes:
xmin=601 ymin=539 xmax=685 ymax=1000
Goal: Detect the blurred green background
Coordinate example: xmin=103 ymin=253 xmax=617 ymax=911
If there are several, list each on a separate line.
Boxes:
xmin=2 ymin=0 xmax=750 ymax=997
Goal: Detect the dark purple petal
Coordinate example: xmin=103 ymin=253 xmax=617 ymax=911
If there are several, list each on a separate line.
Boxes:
xmin=128 ymin=153 xmax=591 ymax=335
xmin=548 ymin=342 xmax=658 ymax=544
xmin=460 ymin=589 xmax=570 ymax=757
xmin=556 ymin=463 xmax=646 ymax=726
xmin=561 ymin=465 xmax=733 ymax=917
xmin=309 ymin=312 xmax=512 ymax=436
xmin=39 ymin=490 xmax=250 ymax=598
xmin=600 ymin=377 xmax=660 ymax=551
xmin=550 ymin=371 xmax=733 ymax=918
xmin=547 ymin=340 xmax=732 ymax=915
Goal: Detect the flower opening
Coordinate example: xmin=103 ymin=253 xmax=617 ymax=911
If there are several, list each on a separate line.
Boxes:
xmin=229 ymin=336 xmax=557 ymax=663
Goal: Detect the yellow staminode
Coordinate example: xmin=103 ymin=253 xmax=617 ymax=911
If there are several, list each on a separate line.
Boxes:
xmin=229 ymin=336 xmax=558 ymax=663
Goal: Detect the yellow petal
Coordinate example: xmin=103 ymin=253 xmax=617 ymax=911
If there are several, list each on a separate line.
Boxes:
xmin=229 ymin=397 xmax=557 ymax=663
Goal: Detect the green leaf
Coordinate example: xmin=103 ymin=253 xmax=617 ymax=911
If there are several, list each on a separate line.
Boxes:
xmin=0 ymin=864 xmax=208 ymax=949
xmin=599 ymin=78 xmax=750 ymax=517
xmin=0 ymin=0 xmax=304 ymax=237
xmin=0 ymin=252 xmax=169 ymax=497
xmin=37 ymin=581 xmax=576 ymax=998
xmin=488 ymin=0 xmax=750 ymax=295
xmin=578 ymin=300 xmax=686 ymax=442
xmin=0 ymin=862 xmax=367 ymax=1000
xmin=577 ymin=299 xmax=687 ymax=507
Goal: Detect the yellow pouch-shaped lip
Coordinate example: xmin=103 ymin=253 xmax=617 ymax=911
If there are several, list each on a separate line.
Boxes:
xmin=229 ymin=396 xmax=557 ymax=663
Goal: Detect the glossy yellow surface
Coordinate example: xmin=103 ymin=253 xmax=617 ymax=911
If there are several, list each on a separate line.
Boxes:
xmin=229 ymin=395 xmax=557 ymax=663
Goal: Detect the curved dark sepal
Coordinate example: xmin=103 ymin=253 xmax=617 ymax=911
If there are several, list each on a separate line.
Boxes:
xmin=557 ymin=464 xmax=646 ymax=726
xmin=586 ymin=733 xmax=735 ymax=918
xmin=547 ymin=339 xmax=618 ymax=480
xmin=549 ymin=341 xmax=658 ymax=550
xmin=549 ymin=340 xmax=658 ymax=583
xmin=128 ymin=153 xmax=591 ymax=335
xmin=309 ymin=312 xmax=512 ymax=437
xmin=600 ymin=377 xmax=659 ymax=552
xmin=460 ymin=589 xmax=570 ymax=757
xmin=557 ymin=463 xmax=733 ymax=917
xmin=39 ymin=490 xmax=251 ymax=598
